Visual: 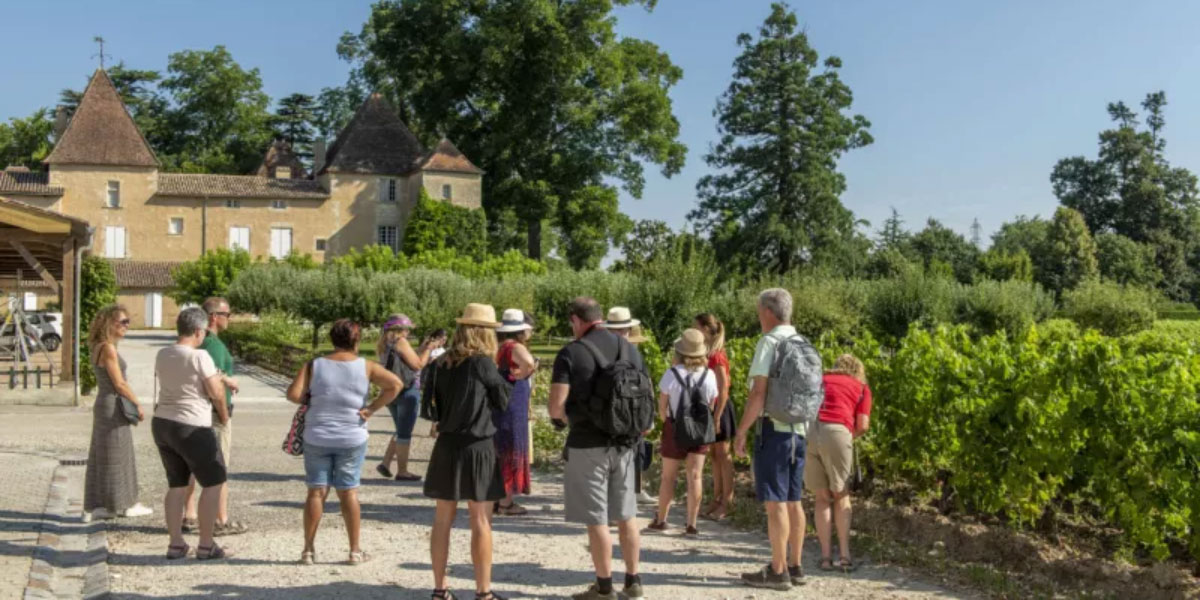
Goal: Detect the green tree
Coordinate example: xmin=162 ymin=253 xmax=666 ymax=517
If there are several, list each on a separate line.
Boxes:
xmin=312 ymin=83 xmax=366 ymax=142
xmin=79 ymin=256 xmax=118 ymax=395
xmin=272 ymin=93 xmax=317 ymax=160
xmin=909 ymin=219 xmax=979 ymax=284
xmin=168 ymin=248 xmax=253 ymax=307
xmin=158 ymin=46 xmax=275 ymax=174
xmin=875 ymin=207 xmax=911 ymax=251
xmin=402 ymin=190 xmax=488 ymax=260
xmin=341 ymin=0 xmax=687 ymax=266
xmin=1041 ymin=207 xmax=1099 ymax=294
xmin=690 ymin=3 xmax=872 ymax=275
xmin=0 ymin=109 xmax=53 ymax=170
xmin=613 ymin=219 xmax=678 ymax=272
xmin=1095 ymin=233 xmax=1161 ymax=288
xmin=978 ymin=248 xmax=1034 ymax=283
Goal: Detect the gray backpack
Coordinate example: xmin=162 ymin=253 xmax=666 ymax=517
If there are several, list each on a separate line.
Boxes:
xmin=764 ymin=333 xmax=825 ymax=426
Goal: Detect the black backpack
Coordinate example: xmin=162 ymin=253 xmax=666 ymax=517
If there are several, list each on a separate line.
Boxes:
xmin=385 ymin=347 xmax=418 ymax=389
xmin=671 ymin=367 xmax=716 ymax=448
xmin=576 ymin=337 xmax=655 ymax=440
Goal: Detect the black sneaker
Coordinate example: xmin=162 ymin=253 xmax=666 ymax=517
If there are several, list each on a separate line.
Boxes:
xmin=741 ymin=564 xmax=791 ymax=591
xmin=788 ymin=564 xmax=805 ymax=586
xmin=570 ymin=584 xmax=617 ymax=600
xmin=622 ymin=579 xmax=644 ymax=599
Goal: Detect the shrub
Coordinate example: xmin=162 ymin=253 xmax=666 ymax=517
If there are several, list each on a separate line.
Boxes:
xmin=866 ymin=270 xmax=960 ymax=340
xmin=226 ymin=263 xmax=301 ymax=315
xmin=978 ymin=248 xmax=1034 ymax=282
xmin=403 ymin=190 xmax=487 ymax=260
xmin=80 ymin=256 xmax=118 ymax=395
xmin=955 ymin=279 xmax=1054 ymax=337
xmin=623 ymin=245 xmax=721 ymax=343
xmin=532 ymin=270 xmax=635 ymax=336
xmin=168 ymin=248 xmax=253 ymax=306
xmin=1061 ymin=280 xmax=1157 ymax=336
xmin=781 ymin=274 xmax=870 ymax=342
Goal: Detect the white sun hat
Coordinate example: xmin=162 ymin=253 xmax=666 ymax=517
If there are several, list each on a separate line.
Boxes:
xmin=496 ymin=308 xmax=533 ymax=333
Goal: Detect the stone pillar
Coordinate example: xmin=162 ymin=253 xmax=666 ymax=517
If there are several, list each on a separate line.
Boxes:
xmin=60 ymin=238 xmax=76 ymax=383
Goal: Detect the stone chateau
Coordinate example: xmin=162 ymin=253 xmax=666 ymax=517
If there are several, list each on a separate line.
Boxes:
xmin=0 ymin=69 xmax=483 ymax=326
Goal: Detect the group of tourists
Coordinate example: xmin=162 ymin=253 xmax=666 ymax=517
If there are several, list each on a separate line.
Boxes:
xmin=79 ymin=287 xmax=874 ymax=600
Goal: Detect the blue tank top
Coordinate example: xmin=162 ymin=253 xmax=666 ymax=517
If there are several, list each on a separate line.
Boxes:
xmin=303 ymin=357 xmax=370 ymax=448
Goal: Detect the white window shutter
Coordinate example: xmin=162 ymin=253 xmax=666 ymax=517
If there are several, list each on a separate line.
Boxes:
xmin=119 ymin=227 xmax=127 ymax=258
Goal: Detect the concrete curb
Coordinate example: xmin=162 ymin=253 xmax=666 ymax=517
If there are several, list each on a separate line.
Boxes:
xmin=20 ymin=454 xmax=110 ymax=600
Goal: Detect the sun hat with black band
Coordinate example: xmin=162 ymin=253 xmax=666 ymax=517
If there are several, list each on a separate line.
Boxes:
xmin=674 ymin=328 xmax=708 ymax=358
xmin=601 ymin=306 xmax=640 ymax=330
xmin=496 ymin=308 xmax=533 ymax=333
xmin=456 ymin=303 xmax=501 ymax=328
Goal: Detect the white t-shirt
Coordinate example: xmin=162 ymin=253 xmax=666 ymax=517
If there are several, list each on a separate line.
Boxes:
xmin=658 ymin=365 xmax=719 ymax=418
xmin=154 ymin=344 xmax=220 ymax=427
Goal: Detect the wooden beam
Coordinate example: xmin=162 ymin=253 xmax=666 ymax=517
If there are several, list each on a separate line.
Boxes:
xmin=61 ymin=238 xmax=76 ymax=384
xmin=0 ymin=230 xmax=68 ymax=245
xmin=11 ymin=241 xmax=61 ymax=295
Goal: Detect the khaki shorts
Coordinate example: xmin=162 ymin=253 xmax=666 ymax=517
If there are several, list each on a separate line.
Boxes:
xmin=212 ymin=418 xmax=232 ymax=470
xmin=804 ymin=422 xmax=853 ymax=494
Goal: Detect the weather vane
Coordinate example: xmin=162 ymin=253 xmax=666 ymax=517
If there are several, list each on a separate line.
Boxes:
xmin=92 ymin=36 xmax=110 ymax=69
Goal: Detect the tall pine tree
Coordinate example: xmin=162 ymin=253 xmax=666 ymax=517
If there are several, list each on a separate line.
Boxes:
xmin=690 ymin=3 xmax=872 ymax=274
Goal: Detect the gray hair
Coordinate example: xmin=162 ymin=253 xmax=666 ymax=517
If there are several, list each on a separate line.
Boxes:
xmin=757 ymin=288 xmax=793 ymax=323
xmin=201 ymin=297 xmax=229 ymax=314
xmin=176 ymin=307 xmax=209 ymax=337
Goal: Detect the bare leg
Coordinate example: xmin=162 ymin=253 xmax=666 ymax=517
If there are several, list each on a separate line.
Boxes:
xmin=684 ymin=453 xmax=706 ymax=528
xmin=468 ymin=501 xmax=493 ymax=594
xmin=396 ymin=443 xmax=418 ymax=478
xmin=217 ymin=483 xmax=229 ymax=524
xmin=717 ymin=442 xmax=735 ymax=513
xmin=833 ymin=492 xmax=853 ymax=560
xmin=814 ymin=489 xmax=833 ymax=559
xmin=336 ymin=489 xmax=362 ymax=553
xmin=704 ymin=445 xmax=722 ymax=516
xmin=655 ymin=458 xmax=681 ymax=523
xmin=380 ymin=439 xmax=397 ymax=473
xmin=786 ymin=501 xmax=806 ymax=567
xmin=764 ymin=501 xmax=789 ymax=574
xmin=431 ymin=500 xmax=457 ymax=591
xmin=303 ymin=487 xmax=328 ymax=552
xmin=197 ymin=483 xmax=223 ymax=549
xmin=182 ymin=476 xmax=197 ymax=520
xmin=164 ymin=487 xmax=188 ymax=546
xmin=615 ymin=517 xmax=640 ymax=576
xmin=586 ymin=524 xmax=613 ymax=578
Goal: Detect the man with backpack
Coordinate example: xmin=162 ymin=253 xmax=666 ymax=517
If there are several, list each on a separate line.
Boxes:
xmin=734 ymin=288 xmax=825 ymax=591
xmin=548 ymin=297 xmax=654 ymax=600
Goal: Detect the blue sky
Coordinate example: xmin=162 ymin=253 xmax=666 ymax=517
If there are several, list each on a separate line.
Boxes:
xmin=5 ymin=0 xmax=1200 ymax=244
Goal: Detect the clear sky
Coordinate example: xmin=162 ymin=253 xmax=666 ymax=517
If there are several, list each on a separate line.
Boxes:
xmin=4 ymin=0 xmax=1200 ymax=244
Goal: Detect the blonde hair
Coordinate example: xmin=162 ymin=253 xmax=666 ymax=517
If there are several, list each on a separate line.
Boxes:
xmin=675 ymin=352 xmax=707 ymax=371
xmin=694 ymin=313 xmax=725 ymax=355
xmin=87 ymin=304 xmax=127 ymax=363
xmin=376 ymin=316 xmax=409 ymax=359
xmin=444 ymin=324 xmax=498 ymax=367
xmin=828 ymin=353 xmax=867 ymax=383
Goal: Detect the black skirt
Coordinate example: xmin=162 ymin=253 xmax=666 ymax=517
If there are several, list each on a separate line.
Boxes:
xmin=713 ymin=401 xmax=738 ymax=443
xmin=423 ymin=433 xmax=506 ymax=502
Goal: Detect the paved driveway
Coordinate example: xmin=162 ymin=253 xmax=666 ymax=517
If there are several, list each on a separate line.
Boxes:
xmin=120 ymin=330 xmax=288 ymax=405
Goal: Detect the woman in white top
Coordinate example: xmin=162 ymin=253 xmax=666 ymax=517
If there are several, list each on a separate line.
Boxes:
xmin=646 ymin=329 xmax=719 ymax=536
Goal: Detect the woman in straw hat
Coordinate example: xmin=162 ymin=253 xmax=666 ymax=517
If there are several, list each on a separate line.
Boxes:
xmin=492 ymin=309 xmax=537 ymax=516
xmin=375 ymin=314 xmax=443 ymax=482
xmin=421 ymin=303 xmax=512 ymax=600
xmin=645 ymin=329 xmax=719 ymax=536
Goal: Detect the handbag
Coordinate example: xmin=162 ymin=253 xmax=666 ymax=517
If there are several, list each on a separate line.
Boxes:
xmin=282 ymin=359 xmax=315 ymax=456
xmin=118 ymin=396 xmax=140 ymax=425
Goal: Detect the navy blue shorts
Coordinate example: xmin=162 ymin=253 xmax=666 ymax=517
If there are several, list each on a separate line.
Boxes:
xmin=387 ymin=387 xmax=421 ymax=443
xmin=753 ymin=419 xmax=807 ymax=503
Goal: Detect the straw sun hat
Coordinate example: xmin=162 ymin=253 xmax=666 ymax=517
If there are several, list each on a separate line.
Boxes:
xmin=674 ymin=328 xmax=708 ymax=358
xmin=456 ymin=303 xmax=501 ymax=328
xmin=602 ymin=306 xmax=640 ymax=330
xmin=496 ymin=308 xmax=533 ymax=333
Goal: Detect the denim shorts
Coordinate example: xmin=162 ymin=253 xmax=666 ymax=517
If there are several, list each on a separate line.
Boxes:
xmin=304 ymin=442 xmax=368 ymax=490
xmin=753 ymin=419 xmax=807 ymax=503
xmin=386 ymin=387 xmax=421 ymax=443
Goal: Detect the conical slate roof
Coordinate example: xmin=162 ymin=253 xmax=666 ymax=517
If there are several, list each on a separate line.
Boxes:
xmin=419 ymin=138 xmax=484 ymax=174
xmin=44 ymin=69 xmax=158 ymax=167
xmin=320 ymin=93 xmax=425 ymax=176
xmin=255 ymin=140 xmax=307 ymax=178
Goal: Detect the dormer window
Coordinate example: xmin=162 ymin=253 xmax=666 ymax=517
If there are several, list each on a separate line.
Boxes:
xmin=105 ymin=181 xmax=120 ymax=208
xmin=275 ymin=166 xmax=291 ymax=179
xmin=271 ymin=199 xmax=287 ymax=210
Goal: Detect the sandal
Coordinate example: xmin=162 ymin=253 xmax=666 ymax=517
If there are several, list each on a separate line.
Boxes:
xmin=494 ymin=501 xmax=527 ymax=516
xmin=376 ymin=464 xmax=394 ymax=479
xmin=837 ymin=557 xmax=859 ymax=572
xmin=394 ymin=472 xmax=422 ymax=482
xmin=432 ymin=590 xmax=457 ymax=600
xmin=644 ymin=519 xmax=667 ymax=532
xmin=195 ymin=543 xmax=230 ymax=560
xmin=818 ymin=557 xmax=836 ymax=571
xmin=348 ymin=550 xmax=370 ymax=565
xmin=214 ymin=520 xmax=249 ymax=536
xmin=475 ymin=592 xmax=506 ymax=600
xmin=181 ymin=517 xmax=198 ymax=533
xmin=165 ymin=543 xmax=189 ymax=560
xmin=299 ymin=550 xmax=314 ymax=565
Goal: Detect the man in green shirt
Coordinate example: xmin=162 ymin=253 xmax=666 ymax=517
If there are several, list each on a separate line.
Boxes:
xmin=183 ymin=297 xmax=247 ymax=536
xmin=733 ymin=288 xmax=807 ymax=591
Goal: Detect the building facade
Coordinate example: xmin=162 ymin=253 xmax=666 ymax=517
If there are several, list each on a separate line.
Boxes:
xmin=0 ymin=69 xmax=483 ymax=327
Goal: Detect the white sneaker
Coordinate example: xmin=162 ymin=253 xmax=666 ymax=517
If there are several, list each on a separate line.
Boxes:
xmin=122 ymin=503 xmax=153 ymax=518
xmin=81 ymin=512 xmax=93 ymax=523
xmin=636 ymin=490 xmax=657 ymax=505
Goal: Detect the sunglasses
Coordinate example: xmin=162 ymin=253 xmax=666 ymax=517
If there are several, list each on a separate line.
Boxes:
xmin=118 ymin=319 xmax=131 ymax=326
xmin=212 ymin=312 xmax=231 ymax=317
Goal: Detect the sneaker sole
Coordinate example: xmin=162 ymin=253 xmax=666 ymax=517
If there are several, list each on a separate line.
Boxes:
xmin=743 ymin=580 xmax=791 ymax=592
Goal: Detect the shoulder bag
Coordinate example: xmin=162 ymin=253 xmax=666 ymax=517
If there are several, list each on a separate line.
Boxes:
xmin=282 ymin=359 xmax=316 ymax=456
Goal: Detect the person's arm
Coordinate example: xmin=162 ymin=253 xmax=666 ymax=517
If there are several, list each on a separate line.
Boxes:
xmin=397 ymin=337 xmax=432 ymax=371
xmin=548 ymin=384 xmax=569 ymax=422
xmin=712 ymin=363 xmax=730 ymax=432
xmin=222 ymin=374 xmax=239 ymax=395
xmin=99 ymin=344 xmax=142 ymax=421
xmin=509 ymin=343 xmax=538 ymax=380
xmin=204 ymin=374 xmax=229 ymax=425
xmin=658 ymin=392 xmax=670 ymax=423
xmin=733 ymin=376 xmax=767 ymax=458
xmin=854 ymin=385 xmax=872 ymax=437
xmin=360 ymin=361 xmax=403 ymax=420
xmin=285 ymin=361 xmax=310 ymax=404
xmin=482 ymin=358 xmax=512 ymax=412
xmin=855 ymin=414 xmax=871 ymax=437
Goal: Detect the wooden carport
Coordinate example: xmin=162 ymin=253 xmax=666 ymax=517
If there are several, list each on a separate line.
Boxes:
xmin=0 ymin=198 xmax=92 ymax=395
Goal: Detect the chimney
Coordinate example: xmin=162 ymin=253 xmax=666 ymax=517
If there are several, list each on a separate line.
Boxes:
xmin=313 ymin=138 xmax=327 ymax=174
xmin=53 ymin=106 xmax=70 ymax=142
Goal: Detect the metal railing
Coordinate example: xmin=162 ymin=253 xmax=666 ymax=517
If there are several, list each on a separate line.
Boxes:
xmin=5 ymin=365 xmax=55 ymax=390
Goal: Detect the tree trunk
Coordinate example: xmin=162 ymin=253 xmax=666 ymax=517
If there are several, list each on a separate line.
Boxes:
xmin=311 ymin=322 xmax=321 ymax=349
xmin=527 ymin=219 xmax=543 ymax=261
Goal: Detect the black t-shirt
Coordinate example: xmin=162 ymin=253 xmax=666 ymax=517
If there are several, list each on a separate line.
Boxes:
xmin=551 ymin=326 xmax=648 ymax=448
